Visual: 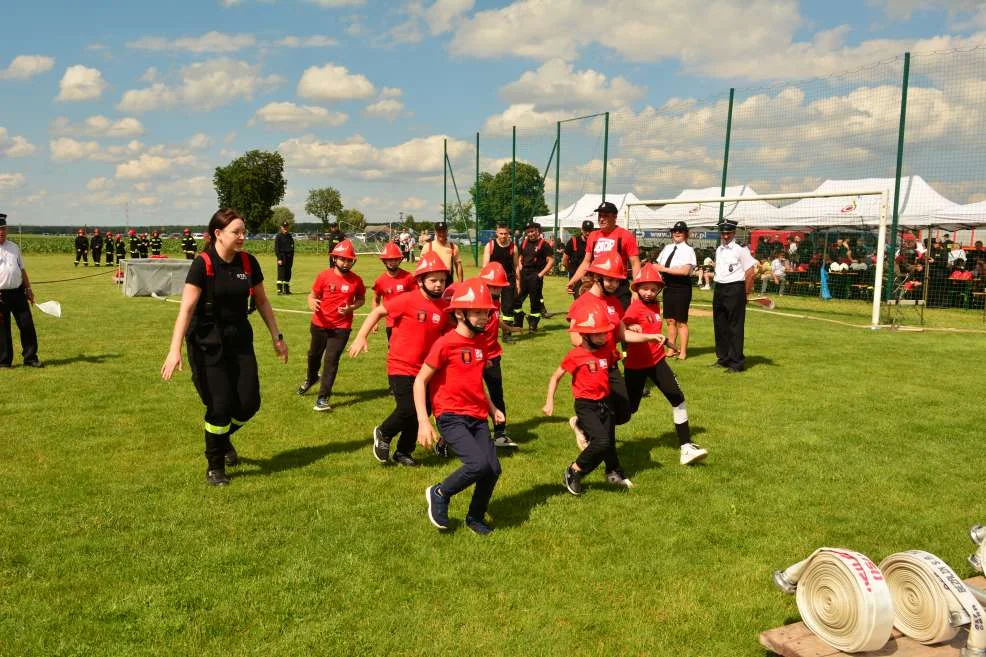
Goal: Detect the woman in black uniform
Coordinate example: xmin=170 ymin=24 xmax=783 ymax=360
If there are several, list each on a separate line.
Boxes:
xmin=161 ymin=208 xmax=289 ymax=486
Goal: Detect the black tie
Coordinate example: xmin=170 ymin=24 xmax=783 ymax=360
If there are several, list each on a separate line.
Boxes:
xmin=664 ymin=245 xmax=677 ymax=268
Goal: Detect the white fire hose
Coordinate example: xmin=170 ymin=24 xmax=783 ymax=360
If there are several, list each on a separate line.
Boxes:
xmin=879 ymin=550 xmax=986 ymax=656
xmin=969 ymin=524 xmax=986 ymax=576
xmin=773 ymin=548 xmax=895 ymax=653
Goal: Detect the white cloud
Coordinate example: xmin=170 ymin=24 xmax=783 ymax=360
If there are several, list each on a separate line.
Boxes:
xmin=404 ymin=196 xmax=428 ymax=210
xmin=51 ymin=115 xmax=145 ymax=138
xmin=481 ymin=104 xmax=575 ymax=135
xmin=500 ymin=59 xmax=643 ymax=112
xmin=0 ymin=129 xmax=37 ymax=158
xmin=308 ymin=0 xmax=366 ymax=6
xmin=380 ymin=87 xmax=402 ymax=98
xmin=252 ymin=102 xmax=349 ymax=129
xmin=139 ymin=67 xmax=158 ymax=83
xmin=390 ymin=0 xmax=474 ymax=43
xmin=156 ymin=176 xmax=213 ymax=197
xmin=0 ymin=55 xmax=55 ymax=81
xmin=86 ymin=177 xmax=113 ymax=191
xmin=0 ymin=173 xmax=27 ymax=190
xmin=126 ymin=31 xmax=257 ymax=53
xmin=13 ymin=189 xmax=48 ymax=206
xmin=186 ymin=133 xmax=212 ymax=149
xmin=364 ymin=99 xmax=404 ymax=120
xmin=115 ymin=152 xmax=198 ymax=180
xmin=50 ymin=137 xmax=101 ymax=162
xmin=56 ymin=65 xmax=108 ymax=102
xmin=273 ymin=35 xmax=339 ymax=47
xmin=297 ymin=64 xmax=375 ymax=102
xmin=117 ymin=59 xmax=282 ymax=113
xmin=133 ymin=195 xmax=161 ymax=207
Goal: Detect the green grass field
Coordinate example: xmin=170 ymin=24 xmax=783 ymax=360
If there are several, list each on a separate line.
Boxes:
xmin=3 ymin=253 xmax=985 ymax=657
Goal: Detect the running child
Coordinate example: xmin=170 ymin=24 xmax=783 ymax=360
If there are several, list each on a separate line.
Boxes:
xmin=477 ymin=261 xmax=518 ymax=449
xmin=371 ymin=242 xmax=416 ymax=343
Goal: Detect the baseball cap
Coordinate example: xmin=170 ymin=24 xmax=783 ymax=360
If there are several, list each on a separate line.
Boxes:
xmin=672 ymin=221 xmax=689 ymax=233
xmin=435 ymin=222 xmax=448 ymax=231
xmin=0 ymin=213 xmax=6 ymax=227
xmin=595 ymin=201 xmax=618 ymax=214
xmin=581 ymin=220 xmax=595 ymax=231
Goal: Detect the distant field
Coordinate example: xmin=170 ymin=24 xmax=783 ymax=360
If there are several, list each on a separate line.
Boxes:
xmin=2 ymin=253 xmax=984 ymax=657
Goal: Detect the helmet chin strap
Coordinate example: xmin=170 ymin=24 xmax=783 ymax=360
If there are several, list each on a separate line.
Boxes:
xmin=462 ymin=314 xmax=487 ymax=335
xmin=423 ymin=286 xmax=443 ymax=298
xmin=385 ymin=263 xmax=400 ymax=272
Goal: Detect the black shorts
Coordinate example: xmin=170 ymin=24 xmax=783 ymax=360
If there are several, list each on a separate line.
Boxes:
xmin=663 ymin=285 xmax=692 ymax=323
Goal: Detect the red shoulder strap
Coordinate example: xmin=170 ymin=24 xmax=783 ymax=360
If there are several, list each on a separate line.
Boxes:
xmin=199 ymin=252 xmax=214 ymax=277
xmin=239 ymin=251 xmax=254 ymax=297
xmin=521 ymin=238 xmax=528 ymax=250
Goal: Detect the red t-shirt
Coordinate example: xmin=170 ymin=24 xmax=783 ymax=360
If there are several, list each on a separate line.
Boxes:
xmin=425 ymin=329 xmax=489 ymax=420
xmin=561 ymin=345 xmax=611 ymax=401
xmin=373 ymin=269 xmax=416 ymax=328
xmin=310 ymin=269 xmax=366 ymax=329
xmin=477 ymin=297 xmax=502 ymax=360
xmin=949 ymin=270 xmax=973 ymax=281
xmin=586 ymin=226 xmax=639 ymax=271
xmin=622 ymin=298 xmax=665 ymax=369
xmin=567 ymin=292 xmax=623 ymax=362
xmin=385 ymin=290 xmax=449 ymax=376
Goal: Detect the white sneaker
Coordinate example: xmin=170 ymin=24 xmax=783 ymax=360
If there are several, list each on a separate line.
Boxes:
xmin=700 ymin=285 xmax=711 ymax=290
xmin=680 ymin=443 xmax=708 ymax=465
xmin=605 ymin=470 xmax=634 ymax=488
xmin=569 ymin=416 xmax=588 ymax=451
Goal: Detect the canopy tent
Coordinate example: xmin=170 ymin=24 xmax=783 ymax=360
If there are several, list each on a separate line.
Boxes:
xmin=752 ymin=176 xmax=960 ymax=229
xmin=625 ymin=185 xmax=785 ymax=230
xmin=533 ymin=192 xmax=662 ymax=230
xmin=931 ymin=200 xmax=986 ymax=230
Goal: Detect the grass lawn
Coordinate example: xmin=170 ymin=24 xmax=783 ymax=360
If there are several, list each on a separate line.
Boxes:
xmin=3 ymin=253 xmax=984 ymax=656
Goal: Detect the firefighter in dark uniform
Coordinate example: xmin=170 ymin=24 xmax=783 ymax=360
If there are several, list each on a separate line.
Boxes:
xmin=128 ymin=229 xmax=140 ymax=258
xmin=150 ymin=230 xmax=163 ymax=256
xmin=326 ymin=222 xmax=345 ymax=254
xmin=90 ymin=228 xmax=103 ymax=267
xmin=104 ymin=231 xmax=114 ymax=266
xmin=481 ymin=222 xmax=520 ymax=343
xmin=563 ymin=220 xmax=593 ymax=298
xmin=74 ymin=228 xmax=89 ymax=266
xmin=115 ymin=233 xmax=126 ymax=263
xmin=138 ymin=232 xmax=150 ymax=258
xmin=513 ymin=222 xmax=555 ymax=332
xmin=274 ymin=220 xmax=295 ymax=295
xmin=181 ymin=228 xmax=197 ymax=259
xmin=161 ymin=208 xmax=288 ymax=486
xmin=712 ymin=219 xmax=757 ymax=373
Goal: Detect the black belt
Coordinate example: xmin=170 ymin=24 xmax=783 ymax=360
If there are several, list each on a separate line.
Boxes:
xmin=716 ymin=280 xmax=744 ymax=286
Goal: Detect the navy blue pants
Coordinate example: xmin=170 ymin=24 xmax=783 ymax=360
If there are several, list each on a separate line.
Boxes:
xmin=436 ymin=413 xmax=501 ymax=520
xmin=482 ymin=356 xmax=507 ymax=436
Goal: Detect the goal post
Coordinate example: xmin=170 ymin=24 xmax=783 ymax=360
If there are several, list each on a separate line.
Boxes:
xmin=625 ymin=189 xmax=891 ymax=329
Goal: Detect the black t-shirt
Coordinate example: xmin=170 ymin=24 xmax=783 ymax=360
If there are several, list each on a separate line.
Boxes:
xmin=488 ymin=240 xmax=516 ymax=279
xmin=275 ymin=232 xmax=295 ymax=258
xmin=185 ymin=247 xmax=263 ymax=324
xmin=521 ymin=238 xmax=552 ymax=271
xmin=564 ymin=235 xmax=587 ymax=267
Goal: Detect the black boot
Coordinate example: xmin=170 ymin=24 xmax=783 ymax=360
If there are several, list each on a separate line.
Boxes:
xmin=513 ymin=310 xmax=525 ymax=329
xmin=204 ymin=431 xmax=230 ymax=486
xmin=276 ymin=283 xmax=284 ymax=295
xmin=284 ymin=283 xmax=291 ymax=295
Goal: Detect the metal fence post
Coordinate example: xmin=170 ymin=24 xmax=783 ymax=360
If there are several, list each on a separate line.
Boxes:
xmin=602 ymin=111 xmax=609 ymax=200
xmin=443 ymin=138 xmax=448 ymax=224
xmin=719 ymin=88 xmax=735 ymax=223
xmin=886 ymin=52 xmax=910 ymax=301
xmin=511 ymin=126 xmax=517 ymax=232
xmin=474 ymin=132 xmax=480 ymax=266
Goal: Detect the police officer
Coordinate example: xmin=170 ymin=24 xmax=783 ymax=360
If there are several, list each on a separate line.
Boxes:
xmin=128 ymin=229 xmax=140 ymax=259
xmin=0 ymin=213 xmax=43 ymax=368
xmin=74 ymin=228 xmax=89 ymax=267
xmin=563 ymin=220 xmax=593 ymax=298
xmin=513 ymin=222 xmax=554 ymax=332
xmin=161 ymin=208 xmax=288 ymax=486
xmin=274 ymin=220 xmax=295 ymax=295
xmin=149 ymin=230 xmax=163 ymax=256
xmin=712 ymin=219 xmax=757 ymax=373
xmin=90 ymin=228 xmax=103 ymax=267
xmin=138 ymin=232 xmax=150 ymax=258
xmin=104 ymin=231 xmax=115 ymax=266
xmin=655 ymin=221 xmax=697 ymax=360
xmin=481 ymin=222 xmax=520 ymax=342
xmin=181 ymin=228 xmax=197 ymax=259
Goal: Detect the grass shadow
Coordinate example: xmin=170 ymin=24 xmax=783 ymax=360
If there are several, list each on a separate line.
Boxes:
xmin=236 ymin=438 xmax=366 ymax=476
xmin=743 ymin=355 xmax=777 ymax=370
xmin=505 ymin=414 xmax=568 ymax=445
xmin=488 ymin=482 xmax=568 ymax=529
xmin=40 ymin=353 xmax=122 ymax=367
xmin=330 ymin=387 xmax=393 ymax=408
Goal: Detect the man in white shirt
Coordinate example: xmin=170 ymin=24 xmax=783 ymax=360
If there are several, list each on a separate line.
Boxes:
xmin=712 ymin=219 xmax=757 ymax=373
xmin=761 ymin=252 xmax=788 ymax=295
xmin=0 ymin=213 xmax=43 ymax=368
xmin=948 ymin=241 xmax=967 ymax=266
xmin=655 ymin=221 xmax=697 ymax=359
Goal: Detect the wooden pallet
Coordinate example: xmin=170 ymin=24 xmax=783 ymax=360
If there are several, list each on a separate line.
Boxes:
xmin=759 ymin=576 xmax=986 ymax=656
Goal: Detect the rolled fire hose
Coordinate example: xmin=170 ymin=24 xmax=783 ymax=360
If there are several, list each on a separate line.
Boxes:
xmin=969 ymin=524 xmax=986 ymax=575
xmin=773 ymin=548 xmax=895 ymax=653
xmin=879 ymin=550 xmax=986 ymax=656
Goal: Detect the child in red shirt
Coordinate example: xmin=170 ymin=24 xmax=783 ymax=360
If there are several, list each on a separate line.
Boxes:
xmin=477 ymin=261 xmax=518 ymax=448
xmin=544 ymin=305 xmax=666 ymax=495
xmin=415 ymin=278 xmax=504 ymax=535
xmin=299 ymin=239 xmax=365 ymax=412
xmin=371 ymin=242 xmax=416 ymax=343
xmin=348 ymin=251 xmax=449 ymax=466
xmin=623 ymin=264 xmax=707 ymax=465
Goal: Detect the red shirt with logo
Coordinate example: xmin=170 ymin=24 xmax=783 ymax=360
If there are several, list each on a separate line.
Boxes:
xmin=561 ymin=345 xmax=611 ymax=401
xmin=373 ymin=269 xmax=416 ymax=328
xmin=386 ymin=290 xmax=449 ymax=376
xmin=477 ymin=297 xmax=503 ymax=360
xmin=424 ymin=329 xmax=489 ymax=420
xmin=567 ymin=291 xmax=624 ymax=363
xmin=586 ymin=226 xmax=639 ymax=271
xmin=622 ymin=298 xmax=665 ymax=369
xmin=310 ymin=269 xmax=366 ymax=329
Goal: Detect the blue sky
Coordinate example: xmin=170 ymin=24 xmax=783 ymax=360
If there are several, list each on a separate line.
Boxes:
xmin=1 ymin=0 xmax=985 ymax=227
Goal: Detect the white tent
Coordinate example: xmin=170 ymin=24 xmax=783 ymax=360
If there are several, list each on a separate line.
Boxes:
xmin=931 ymin=200 xmax=986 ymax=229
xmin=758 ymin=176 xmax=960 ymax=228
xmin=626 ymin=185 xmax=785 ymax=230
xmin=533 ymin=192 xmax=662 ymax=230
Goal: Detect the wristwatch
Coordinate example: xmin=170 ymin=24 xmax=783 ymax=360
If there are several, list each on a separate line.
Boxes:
xmin=275 ymin=333 xmax=283 ymax=342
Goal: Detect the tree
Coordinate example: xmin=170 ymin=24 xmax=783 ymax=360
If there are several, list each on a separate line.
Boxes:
xmin=338 ymin=208 xmax=366 ymax=231
xmin=469 ymin=162 xmax=548 ymax=231
xmin=213 ymin=150 xmax=287 ymax=233
xmin=441 ymin=200 xmax=474 ymax=233
xmin=305 ymin=187 xmax=343 ymax=228
xmin=270 ymin=206 xmax=294 ymax=232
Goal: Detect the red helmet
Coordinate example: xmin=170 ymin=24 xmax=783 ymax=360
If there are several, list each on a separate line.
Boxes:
xmin=478 ymin=262 xmax=510 ymax=287
xmin=330 ymin=239 xmax=357 ymax=260
xmin=183 ymin=228 xmax=191 ymax=235
xmin=568 ymin=307 xmax=614 ymax=334
xmin=441 ymin=282 xmax=458 ymax=304
xmin=379 ymin=242 xmax=403 ymax=260
xmin=446 ymin=278 xmax=495 ymax=311
xmin=630 ymin=263 xmax=664 ymax=291
xmin=587 ymin=251 xmax=627 ymax=279
xmin=128 ymin=229 xmax=137 ymax=236
xmin=414 ymin=251 xmax=449 ymax=277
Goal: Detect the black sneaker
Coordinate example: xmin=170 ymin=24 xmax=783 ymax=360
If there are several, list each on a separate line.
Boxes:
xmin=492 ymin=433 xmax=518 ymax=448
xmin=296 ymin=379 xmax=316 ymax=395
xmin=313 ymin=396 xmax=332 ymax=411
xmin=564 ymin=464 xmax=583 ymax=496
xmin=433 ymin=438 xmax=451 ymax=459
xmin=206 ymin=469 xmax=230 ymax=486
xmin=426 ymin=484 xmax=450 ymax=530
xmin=24 ymin=360 xmax=44 ymax=368
xmin=372 ymin=426 xmax=391 ymax=463
xmin=392 ymin=451 xmax=419 ymax=467
xmin=224 ymin=448 xmax=239 ymax=467
xmin=465 ymin=516 xmax=493 ymax=536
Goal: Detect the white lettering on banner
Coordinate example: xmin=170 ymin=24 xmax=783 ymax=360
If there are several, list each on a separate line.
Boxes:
xmin=594 ymin=237 xmax=616 ymax=254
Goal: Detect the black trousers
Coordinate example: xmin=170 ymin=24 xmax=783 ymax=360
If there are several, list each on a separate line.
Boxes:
xmin=713 ymin=281 xmax=746 ymax=370
xmin=91 ymin=247 xmax=102 ymax=264
xmin=513 ymin=270 xmax=544 ymax=326
xmin=0 ymin=286 xmax=40 ymax=366
xmin=625 ymin=360 xmax=685 ymax=414
xmin=608 ymin=366 xmax=631 ymax=427
xmin=615 ymin=278 xmax=632 ymax=311
xmin=436 ymin=413 xmax=501 ymax=520
xmin=74 ymin=249 xmax=88 ymax=265
xmin=573 ymin=398 xmax=617 ymax=474
xmin=306 ymin=326 xmax=350 ymax=398
xmin=482 ymin=356 xmax=506 ymax=435
xmin=277 ymin=255 xmax=293 ymax=285
xmin=499 ymin=281 xmax=516 ymax=323
xmin=380 ymin=374 xmax=429 ymax=456
xmin=105 ymin=248 xmax=114 ymax=265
